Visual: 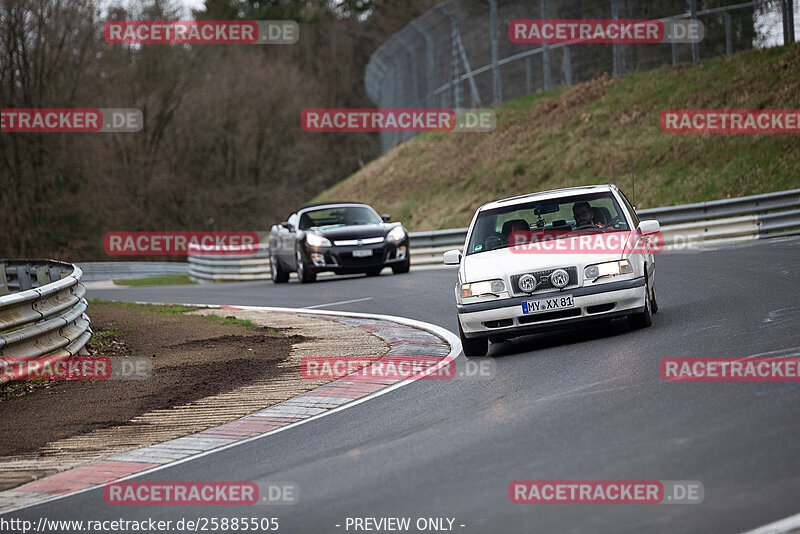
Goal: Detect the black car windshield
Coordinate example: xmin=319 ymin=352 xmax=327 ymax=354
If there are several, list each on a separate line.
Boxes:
xmin=299 ymin=206 xmax=382 ymax=230
xmin=466 ymin=192 xmax=630 ymax=255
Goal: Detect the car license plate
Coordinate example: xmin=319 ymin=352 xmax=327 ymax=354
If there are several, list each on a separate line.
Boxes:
xmin=352 ymin=249 xmax=373 ymax=258
xmin=521 ymin=295 xmax=575 ymax=314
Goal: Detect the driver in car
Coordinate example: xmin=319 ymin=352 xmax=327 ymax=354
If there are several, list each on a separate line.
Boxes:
xmin=572 ymin=201 xmax=614 ymax=229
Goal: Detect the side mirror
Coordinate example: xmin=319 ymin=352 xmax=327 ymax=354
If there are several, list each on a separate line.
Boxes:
xmin=443 ymin=249 xmax=462 ymax=265
xmin=381 ymin=214 xmax=391 ymax=222
xmin=638 ymin=220 xmax=660 ymax=235
xmin=281 ymin=222 xmax=294 ymax=231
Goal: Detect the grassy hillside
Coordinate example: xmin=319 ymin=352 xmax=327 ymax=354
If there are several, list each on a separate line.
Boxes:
xmin=315 ymin=43 xmax=800 ymax=231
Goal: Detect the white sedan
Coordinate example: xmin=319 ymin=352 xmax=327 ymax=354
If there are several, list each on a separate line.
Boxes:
xmin=443 ymin=184 xmax=661 ymax=357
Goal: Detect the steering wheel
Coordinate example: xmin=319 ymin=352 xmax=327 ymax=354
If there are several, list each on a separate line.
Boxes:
xmin=484 ymin=235 xmax=504 ymax=250
xmin=574 ymin=223 xmax=604 ymax=231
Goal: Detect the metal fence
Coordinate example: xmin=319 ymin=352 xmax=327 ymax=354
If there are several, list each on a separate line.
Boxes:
xmin=0 ymin=260 xmax=91 ymax=383
xmin=186 ymin=187 xmax=800 ymax=282
xmin=366 ymin=0 xmax=798 ymax=152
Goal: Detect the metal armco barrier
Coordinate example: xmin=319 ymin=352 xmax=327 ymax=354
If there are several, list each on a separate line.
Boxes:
xmin=0 ymin=260 xmax=91 ymax=383
xmin=187 ymin=188 xmax=800 ymax=283
xmin=77 ymin=261 xmax=188 ymax=282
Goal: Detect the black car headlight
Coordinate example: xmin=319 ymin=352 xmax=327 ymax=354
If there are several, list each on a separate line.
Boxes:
xmin=387 ymin=226 xmax=406 ymax=242
xmin=306 ymin=233 xmax=332 ymax=248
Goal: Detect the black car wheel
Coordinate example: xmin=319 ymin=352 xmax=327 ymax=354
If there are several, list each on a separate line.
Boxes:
xmin=270 ymin=253 xmax=289 ymax=283
xmin=391 ymin=258 xmax=410 ymax=274
xmin=459 ymin=321 xmax=488 ymax=357
xmin=296 ymin=248 xmax=316 ymax=283
xmin=629 ymin=273 xmax=653 ymax=329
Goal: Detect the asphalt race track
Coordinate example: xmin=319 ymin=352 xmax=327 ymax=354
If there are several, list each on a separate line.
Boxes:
xmin=7 ymin=237 xmax=800 ymax=533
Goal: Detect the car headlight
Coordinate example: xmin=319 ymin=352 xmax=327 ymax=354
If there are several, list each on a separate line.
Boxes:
xmin=387 ymin=226 xmax=406 ymax=242
xmin=584 ymin=259 xmax=633 ymax=281
xmin=306 ymin=233 xmax=332 ymax=248
xmin=461 ymin=279 xmax=506 ymax=298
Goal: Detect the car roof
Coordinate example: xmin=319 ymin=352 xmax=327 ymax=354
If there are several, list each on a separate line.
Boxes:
xmin=478 ymin=184 xmax=618 ymax=211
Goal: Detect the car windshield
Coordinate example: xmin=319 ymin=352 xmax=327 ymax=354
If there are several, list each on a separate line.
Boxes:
xmin=299 ymin=206 xmax=382 ymax=230
xmin=466 ymin=192 xmax=630 ymax=255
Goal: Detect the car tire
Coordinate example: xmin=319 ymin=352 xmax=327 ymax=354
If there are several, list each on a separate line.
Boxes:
xmin=270 ymin=253 xmax=289 ymax=283
xmin=459 ymin=321 xmax=488 ymax=357
xmin=629 ymin=276 xmax=653 ymax=329
xmin=296 ymin=248 xmax=316 ymax=284
xmin=365 ymin=267 xmax=383 ymax=277
xmin=650 ymin=282 xmax=659 ymax=314
xmin=392 ymin=258 xmax=410 ymax=274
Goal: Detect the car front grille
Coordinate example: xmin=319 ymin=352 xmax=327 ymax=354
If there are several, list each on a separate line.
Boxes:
xmin=510 ymin=266 xmax=578 ymax=296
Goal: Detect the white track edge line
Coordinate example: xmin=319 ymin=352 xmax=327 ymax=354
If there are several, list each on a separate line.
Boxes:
xmin=0 ymin=304 xmax=462 ymax=516
xmin=740 ymin=511 xmax=800 ymax=534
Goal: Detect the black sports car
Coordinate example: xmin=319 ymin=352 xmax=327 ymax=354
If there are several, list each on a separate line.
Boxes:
xmin=268 ymin=202 xmax=410 ymax=283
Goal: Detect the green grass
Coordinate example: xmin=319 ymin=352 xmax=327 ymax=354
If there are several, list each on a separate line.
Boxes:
xmin=113 ymin=274 xmax=195 ymax=287
xmin=91 ymin=328 xmax=123 ymax=347
xmin=315 ymin=43 xmax=800 ymax=230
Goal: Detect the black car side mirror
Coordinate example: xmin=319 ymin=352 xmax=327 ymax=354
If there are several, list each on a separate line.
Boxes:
xmin=381 ymin=214 xmax=391 ymax=222
xmin=281 ymin=222 xmax=294 ymax=231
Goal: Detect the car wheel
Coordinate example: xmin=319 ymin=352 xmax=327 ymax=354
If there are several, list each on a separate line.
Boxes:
xmin=629 ymin=276 xmax=653 ymax=329
xmin=270 ymin=253 xmax=289 ymax=283
xmin=391 ymin=258 xmax=410 ymax=274
xmin=459 ymin=321 xmax=488 ymax=357
xmin=650 ymin=282 xmax=659 ymax=314
xmin=296 ymin=248 xmax=316 ymax=284
xmin=365 ymin=267 xmax=382 ymax=277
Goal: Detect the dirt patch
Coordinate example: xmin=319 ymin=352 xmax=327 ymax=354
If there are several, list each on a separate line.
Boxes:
xmin=0 ymin=302 xmax=297 ymax=457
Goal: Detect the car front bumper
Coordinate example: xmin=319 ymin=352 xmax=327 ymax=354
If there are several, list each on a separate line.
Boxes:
xmin=457 ymin=276 xmax=646 ymax=339
xmin=304 ymin=240 xmax=409 ymax=273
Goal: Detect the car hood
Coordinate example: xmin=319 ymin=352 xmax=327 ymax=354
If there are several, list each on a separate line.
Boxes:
xmin=308 ymin=224 xmax=390 ymax=241
xmin=460 ymin=239 xmax=627 ymax=283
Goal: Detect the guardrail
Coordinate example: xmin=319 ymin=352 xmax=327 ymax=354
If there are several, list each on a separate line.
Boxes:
xmin=77 ymin=262 xmax=188 ymax=282
xmin=188 ymin=188 xmax=800 ymax=283
xmin=0 ymin=260 xmax=92 ymax=384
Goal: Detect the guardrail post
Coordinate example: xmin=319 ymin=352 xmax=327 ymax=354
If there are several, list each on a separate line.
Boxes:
xmin=36 ymin=266 xmax=51 ymax=286
xmin=0 ymin=264 xmax=8 ymax=296
xmin=17 ymin=266 xmax=32 ymax=291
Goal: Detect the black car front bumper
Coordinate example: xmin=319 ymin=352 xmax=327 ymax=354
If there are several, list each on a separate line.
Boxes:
xmin=302 ymin=239 xmax=409 ymax=273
